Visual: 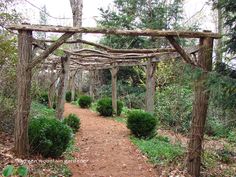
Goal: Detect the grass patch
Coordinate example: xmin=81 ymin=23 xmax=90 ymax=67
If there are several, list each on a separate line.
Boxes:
xmin=71 ymin=100 xmax=78 ymax=105
xmin=114 ymin=116 xmax=127 ymax=124
xmin=130 ymin=135 xmax=184 ymax=165
xmin=90 ymin=102 xmax=97 ymax=112
xmin=30 ymin=101 xmax=55 ymax=119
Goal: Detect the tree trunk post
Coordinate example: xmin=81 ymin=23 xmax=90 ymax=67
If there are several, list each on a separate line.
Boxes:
xmin=15 ymin=30 xmax=33 ymax=157
xmin=187 ymin=36 xmax=213 ymax=177
xmin=56 ymin=55 xmax=70 ymax=120
xmin=145 ymin=58 xmax=156 ymax=114
xmin=110 ymin=66 xmax=119 ymax=115
xmin=48 ymin=62 xmax=57 ymax=108
xmin=89 ymin=69 xmax=95 ymax=100
xmin=71 ymin=71 xmax=76 ymax=101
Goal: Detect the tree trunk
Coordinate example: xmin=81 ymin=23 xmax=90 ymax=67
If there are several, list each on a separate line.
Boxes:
xmin=71 ymin=73 xmax=76 ymax=101
xmin=187 ymin=36 xmax=213 ymax=177
xmin=216 ymin=1 xmax=223 ymax=63
xmin=15 ymin=30 xmax=33 ymax=157
xmin=56 ymin=55 xmax=70 ymax=120
xmin=145 ymin=58 xmax=156 ymax=114
xmin=70 ymin=0 xmax=83 ymax=93
xmin=89 ymin=69 xmax=95 ymax=100
xmin=69 ymin=71 xmax=76 ymax=101
xmin=48 ymin=63 xmax=57 ymax=108
xmin=110 ymin=66 xmax=119 ymax=115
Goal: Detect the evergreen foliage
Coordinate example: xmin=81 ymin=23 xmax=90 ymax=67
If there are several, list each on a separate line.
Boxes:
xmin=29 ymin=117 xmax=72 ymax=158
xmin=63 ymin=114 xmax=80 ymax=133
xmin=78 ymin=95 xmax=92 ymax=108
xmin=213 ymin=0 xmax=236 ymax=53
xmin=127 ymin=110 xmax=157 ymax=138
xmin=96 ymin=98 xmax=123 ymax=116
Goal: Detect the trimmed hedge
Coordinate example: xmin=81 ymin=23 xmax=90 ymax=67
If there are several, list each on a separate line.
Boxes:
xmin=96 ymin=98 xmax=123 ymax=116
xmin=127 ymin=110 xmax=157 ymax=138
xmin=63 ymin=114 xmax=80 ymax=133
xmin=38 ymin=93 xmax=48 ymax=106
xmin=66 ymin=91 xmax=72 ymax=102
xmin=78 ymin=95 xmax=92 ymax=108
xmin=29 ymin=117 xmax=72 ymax=158
xmin=65 ymin=91 xmax=78 ymax=102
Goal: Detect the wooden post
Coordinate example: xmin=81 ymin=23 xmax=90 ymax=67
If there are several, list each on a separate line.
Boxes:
xmin=145 ymin=58 xmax=156 ymax=114
xmin=89 ymin=69 xmax=95 ymax=100
xmin=48 ymin=62 xmax=57 ymax=108
xmin=110 ymin=66 xmax=119 ymax=115
xmin=56 ymin=55 xmax=70 ymax=120
xmin=70 ymin=71 xmax=76 ymax=101
xmin=15 ymin=30 xmax=33 ymax=157
xmin=187 ymin=36 xmax=213 ymax=177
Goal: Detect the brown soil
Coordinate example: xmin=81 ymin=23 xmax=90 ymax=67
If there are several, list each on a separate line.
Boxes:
xmin=64 ymin=103 xmax=158 ymax=177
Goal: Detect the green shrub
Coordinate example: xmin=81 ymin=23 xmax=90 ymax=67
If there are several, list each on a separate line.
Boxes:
xmin=205 ymin=118 xmax=229 ymax=137
xmin=96 ymin=98 xmax=113 ymax=116
xmin=117 ymin=100 xmax=124 ymax=116
xmin=96 ymin=98 xmax=123 ymax=116
xmin=29 ymin=117 xmax=72 ymax=158
xmin=227 ymin=130 xmax=236 ymax=143
xmin=127 ymin=110 xmax=157 ymax=138
xmin=155 ymin=85 xmax=192 ymax=134
xmin=63 ymin=114 xmax=80 ymax=133
xmin=66 ymin=91 xmax=72 ymax=102
xmin=38 ymin=92 xmax=49 ymax=106
xmin=66 ymin=91 xmax=78 ymax=102
xmin=78 ymin=95 xmax=92 ymax=108
xmin=53 ymin=102 xmax=57 ymax=109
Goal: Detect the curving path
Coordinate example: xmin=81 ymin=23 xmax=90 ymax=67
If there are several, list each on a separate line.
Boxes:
xmin=64 ymin=103 xmax=158 ymax=177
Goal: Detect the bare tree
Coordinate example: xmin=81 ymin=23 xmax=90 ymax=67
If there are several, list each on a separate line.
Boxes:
xmin=69 ymin=0 xmax=83 ymax=97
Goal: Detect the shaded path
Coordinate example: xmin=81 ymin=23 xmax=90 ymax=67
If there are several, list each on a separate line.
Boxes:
xmin=64 ymin=103 xmax=158 ymax=177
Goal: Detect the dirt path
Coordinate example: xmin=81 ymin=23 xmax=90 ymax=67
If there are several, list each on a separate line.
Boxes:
xmin=64 ymin=103 xmax=158 ymax=177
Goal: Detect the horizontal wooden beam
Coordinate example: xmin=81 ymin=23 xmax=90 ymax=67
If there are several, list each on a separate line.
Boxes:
xmin=36 ymin=38 xmax=176 ymax=53
xmin=8 ymin=24 xmax=221 ymax=39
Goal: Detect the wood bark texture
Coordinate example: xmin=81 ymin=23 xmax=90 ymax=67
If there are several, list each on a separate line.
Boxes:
xmin=7 ymin=24 xmax=220 ymax=39
xmin=15 ymin=30 xmax=33 ymax=157
xmin=187 ymin=37 xmax=213 ymax=177
xmin=145 ymin=59 xmax=156 ymax=114
xmin=28 ymin=32 xmax=74 ymax=69
xmin=89 ymin=70 xmax=95 ymax=100
xmin=110 ymin=66 xmax=119 ymax=115
xmin=70 ymin=0 xmax=83 ymax=93
xmin=48 ymin=62 xmax=57 ymax=108
xmin=56 ymin=55 xmax=70 ymax=119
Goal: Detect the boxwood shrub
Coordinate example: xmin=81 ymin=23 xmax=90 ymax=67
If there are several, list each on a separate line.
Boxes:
xmin=65 ymin=91 xmax=72 ymax=102
xmin=78 ymin=95 xmax=92 ymax=108
xmin=127 ymin=110 xmax=157 ymax=138
xmin=29 ymin=117 xmax=72 ymax=158
xmin=96 ymin=98 xmax=123 ymax=116
xmin=63 ymin=114 xmax=80 ymax=133
xmin=38 ymin=92 xmax=48 ymax=106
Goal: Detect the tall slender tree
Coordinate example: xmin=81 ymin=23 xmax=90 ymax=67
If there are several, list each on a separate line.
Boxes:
xmin=69 ymin=0 xmax=83 ymax=97
xmin=37 ymin=5 xmax=48 ymax=39
xmin=212 ymin=0 xmax=236 ymax=54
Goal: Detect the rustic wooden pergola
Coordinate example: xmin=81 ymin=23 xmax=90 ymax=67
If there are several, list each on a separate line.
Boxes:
xmin=7 ymin=23 xmax=220 ymax=177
